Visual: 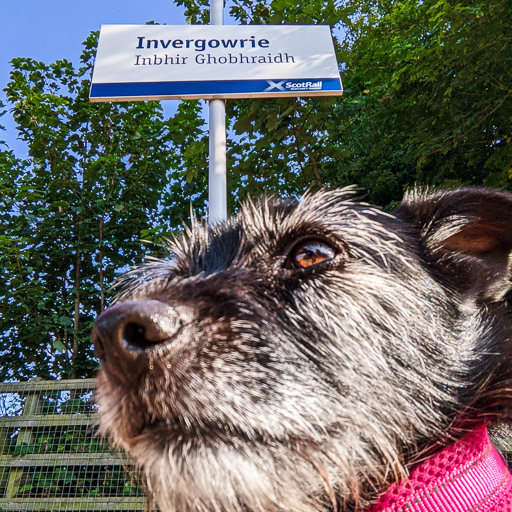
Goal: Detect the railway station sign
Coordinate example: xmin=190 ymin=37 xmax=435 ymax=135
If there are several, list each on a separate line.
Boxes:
xmin=90 ymin=24 xmax=343 ymax=101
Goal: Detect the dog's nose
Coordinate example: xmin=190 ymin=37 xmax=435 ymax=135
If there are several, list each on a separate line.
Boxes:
xmin=92 ymin=300 xmax=183 ymax=380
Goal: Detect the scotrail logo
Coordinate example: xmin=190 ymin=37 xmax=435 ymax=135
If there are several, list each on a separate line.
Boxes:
xmin=286 ymin=80 xmax=323 ymax=91
xmin=265 ymin=80 xmax=323 ymax=92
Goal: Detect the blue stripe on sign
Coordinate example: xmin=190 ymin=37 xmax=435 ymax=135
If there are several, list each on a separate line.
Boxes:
xmin=90 ymin=78 xmax=342 ymax=98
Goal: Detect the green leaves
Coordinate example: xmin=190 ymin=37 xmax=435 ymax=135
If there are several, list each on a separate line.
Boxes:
xmin=322 ymin=0 xmax=512 ymax=202
xmin=0 ymin=38 xmax=183 ymax=380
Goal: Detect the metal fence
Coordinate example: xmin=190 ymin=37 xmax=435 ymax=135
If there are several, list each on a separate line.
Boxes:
xmin=2 ymin=379 xmax=512 ymax=512
xmin=0 ymin=379 xmax=147 ymax=512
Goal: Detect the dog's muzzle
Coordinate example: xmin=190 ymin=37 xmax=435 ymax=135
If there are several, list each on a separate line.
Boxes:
xmin=92 ymin=300 xmax=185 ymax=383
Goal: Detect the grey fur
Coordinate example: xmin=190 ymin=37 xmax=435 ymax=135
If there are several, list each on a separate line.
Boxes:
xmin=93 ymin=187 xmax=512 ymax=511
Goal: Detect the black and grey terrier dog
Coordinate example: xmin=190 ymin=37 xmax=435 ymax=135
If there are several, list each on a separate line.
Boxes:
xmin=93 ymin=187 xmax=512 ymax=511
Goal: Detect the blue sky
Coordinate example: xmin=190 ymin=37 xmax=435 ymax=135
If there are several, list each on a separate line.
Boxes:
xmin=1 ymin=0 xmax=188 ymax=154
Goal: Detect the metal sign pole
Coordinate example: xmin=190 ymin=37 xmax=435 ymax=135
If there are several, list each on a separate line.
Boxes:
xmin=208 ymin=0 xmax=227 ymax=223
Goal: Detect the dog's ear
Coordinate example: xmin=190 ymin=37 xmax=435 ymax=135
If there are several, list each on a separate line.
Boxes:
xmin=395 ymin=188 xmax=512 ymax=301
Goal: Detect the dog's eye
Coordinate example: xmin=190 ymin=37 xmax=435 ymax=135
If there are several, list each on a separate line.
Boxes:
xmin=288 ymin=240 xmax=337 ymax=269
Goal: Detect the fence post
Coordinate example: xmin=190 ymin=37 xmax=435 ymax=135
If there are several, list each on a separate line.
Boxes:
xmin=0 ymin=424 xmax=8 ymax=497
xmin=4 ymin=378 xmax=42 ymax=500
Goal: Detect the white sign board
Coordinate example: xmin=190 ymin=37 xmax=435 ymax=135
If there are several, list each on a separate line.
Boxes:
xmin=90 ymin=25 xmax=342 ymax=101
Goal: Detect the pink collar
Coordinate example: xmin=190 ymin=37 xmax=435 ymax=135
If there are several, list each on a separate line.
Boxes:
xmin=367 ymin=424 xmax=512 ymax=512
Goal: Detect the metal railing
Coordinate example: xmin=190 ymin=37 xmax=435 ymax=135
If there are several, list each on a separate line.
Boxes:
xmin=0 ymin=379 xmax=146 ymax=511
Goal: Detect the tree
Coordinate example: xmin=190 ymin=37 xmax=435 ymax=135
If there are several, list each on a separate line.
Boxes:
xmin=0 ymin=33 xmax=185 ymax=380
xmin=176 ymin=0 xmax=511 ymax=206
xmin=327 ymin=0 xmax=512 ymax=203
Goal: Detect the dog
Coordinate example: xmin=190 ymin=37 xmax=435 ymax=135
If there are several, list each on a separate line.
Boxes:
xmin=93 ymin=187 xmax=512 ymax=511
